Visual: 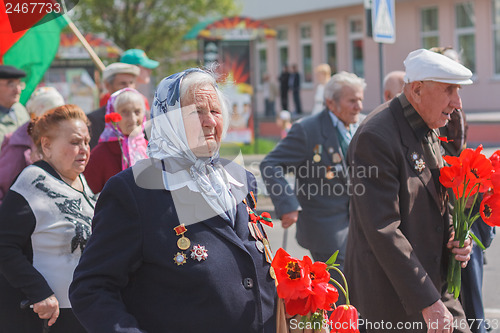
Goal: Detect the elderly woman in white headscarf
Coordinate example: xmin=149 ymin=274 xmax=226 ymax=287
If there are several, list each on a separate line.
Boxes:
xmin=0 ymin=87 xmax=65 ymax=204
xmin=69 ymin=68 xmax=277 ymax=333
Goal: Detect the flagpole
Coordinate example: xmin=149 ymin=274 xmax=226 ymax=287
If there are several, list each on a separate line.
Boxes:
xmin=59 ymin=0 xmax=105 ymax=72
xmin=63 ymin=18 xmax=106 ymax=72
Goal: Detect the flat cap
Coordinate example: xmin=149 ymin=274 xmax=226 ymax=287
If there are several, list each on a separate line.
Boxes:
xmin=0 ymin=65 xmax=26 ymax=79
xmin=102 ymin=62 xmax=140 ymax=82
xmin=403 ymin=49 xmax=473 ymax=85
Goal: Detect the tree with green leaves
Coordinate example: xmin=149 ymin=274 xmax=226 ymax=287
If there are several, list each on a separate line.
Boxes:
xmin=72 ymin=0 xmax=239 ymax=73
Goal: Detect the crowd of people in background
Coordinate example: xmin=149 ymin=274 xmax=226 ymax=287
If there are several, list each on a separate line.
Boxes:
xmin=0 ymin=45 xmax=496 ymax=333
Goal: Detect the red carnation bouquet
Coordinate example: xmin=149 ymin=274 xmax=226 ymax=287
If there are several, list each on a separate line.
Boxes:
xmin=272 ymin=249 xmax=359 ymax=333
xmin=439 ymin=146 xmax=500 ymax=298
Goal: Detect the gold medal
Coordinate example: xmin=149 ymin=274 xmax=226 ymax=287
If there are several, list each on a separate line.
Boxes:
xmin=174 ymin=224 xmax=191 ymax=251
xmin=313 ymin=144 xmax=322 ymax=163
xmin=177 ymin=236 xmax=191 ymax=250
xmin=269 ymin=266 xmax=276 ymax=279
xmin=325 ymin=170 xmax=334 ymax=180
xmin=332 ymin=152 xmax=342 ymax=164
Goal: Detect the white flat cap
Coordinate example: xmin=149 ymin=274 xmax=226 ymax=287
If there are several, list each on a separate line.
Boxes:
xmin=103 ymin=62 xmax=140 ymax=82
xmin=403 ymin=49 xmax=473 ymax=85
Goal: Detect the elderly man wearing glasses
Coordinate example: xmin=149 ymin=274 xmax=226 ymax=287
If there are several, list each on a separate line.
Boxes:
xmin=0 ymin=65 xmax=29 ymax=150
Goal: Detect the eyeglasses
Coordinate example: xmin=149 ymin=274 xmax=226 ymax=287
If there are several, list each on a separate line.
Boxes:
xmin=0 ymin=80 xmax=26 ymax=90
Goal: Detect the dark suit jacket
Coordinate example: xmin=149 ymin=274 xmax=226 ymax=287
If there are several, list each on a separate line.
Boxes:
xmin=87 ymin=106 xmax=106 ymax=149
xmin=260 ymin=109 xmax=350 ymax=258
xmin=289 ymin=72 xmax=300 ymax=92
xmin=279 ymin=72 xmax=289 ymax=97
xmin=345 ymin=95 xmax=469 ymax=331
xmin=69 ymin=159 xmax=276 ymax=333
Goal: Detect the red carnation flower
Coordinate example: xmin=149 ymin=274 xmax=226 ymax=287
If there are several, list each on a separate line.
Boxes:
xmin=105 ymin=112 xmax=122 ymax=123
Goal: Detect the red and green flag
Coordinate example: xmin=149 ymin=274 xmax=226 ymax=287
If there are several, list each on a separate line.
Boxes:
xmin=1 ymin=0 xmax=68 ymax=104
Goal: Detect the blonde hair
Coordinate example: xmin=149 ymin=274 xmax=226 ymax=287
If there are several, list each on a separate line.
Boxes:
xmin=26 ymin=87 xmax=65 ymax=117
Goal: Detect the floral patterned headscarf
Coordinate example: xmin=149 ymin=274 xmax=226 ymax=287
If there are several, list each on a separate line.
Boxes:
xmin=99 ymin=88 xmax=148 ymax=170
xmin=147 ymin=69 xmax=242 ymax=224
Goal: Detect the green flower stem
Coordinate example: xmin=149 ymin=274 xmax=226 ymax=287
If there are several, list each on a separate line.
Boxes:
xmin=327 ymin=265 xmax=350 ymax=305
xmin=329 ymin=277 xmax=347 ymax=302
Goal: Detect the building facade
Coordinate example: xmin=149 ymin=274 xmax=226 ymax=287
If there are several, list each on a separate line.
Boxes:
xmin=241 ymin=0 xmax=500 ymax=115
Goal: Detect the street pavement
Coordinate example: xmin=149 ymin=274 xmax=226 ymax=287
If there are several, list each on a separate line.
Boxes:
xmin=243 ymin=150 xmax=500 ymax=332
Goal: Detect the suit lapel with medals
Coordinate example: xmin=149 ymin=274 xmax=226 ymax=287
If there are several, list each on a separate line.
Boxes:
xmin=318 ymin=109 xmax=347 ymax=179
xmin=390 ymin=98 xmax=443 ymax=211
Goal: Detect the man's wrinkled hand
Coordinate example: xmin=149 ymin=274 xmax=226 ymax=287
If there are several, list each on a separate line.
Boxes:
xmin=33 ymin=295 xmax=59 ymax=326
xmin=447 ymin=235 xmax=472 ymax=268
xmin=281 ymin=211 xmax=299 ymax=229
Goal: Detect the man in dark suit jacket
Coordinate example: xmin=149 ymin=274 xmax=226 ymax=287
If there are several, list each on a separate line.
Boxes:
xmin=260 ymin=71 xmax=365 ymax=270
xmin=345 ymin=49 xmax=474 ymax=333
xmin=288 ymin=64 xmax=302 ymax=114
xmin=279 ymin=65 xmax=289 ymax=111
xmin=87 ymin=63 xmax=139 ymax=148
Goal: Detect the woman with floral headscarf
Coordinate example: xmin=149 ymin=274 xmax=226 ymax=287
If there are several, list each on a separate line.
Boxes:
xmin=84 ymin=88 xmax=148 ymax=193
xmin=69 ymin=69 xmax=277 ymax=333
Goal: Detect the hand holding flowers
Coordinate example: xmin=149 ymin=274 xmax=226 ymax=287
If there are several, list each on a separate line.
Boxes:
xmin=439 ymin=145 xmax=500 ymax=298
xmin=272 ymin=248 xmax=359 ymax=333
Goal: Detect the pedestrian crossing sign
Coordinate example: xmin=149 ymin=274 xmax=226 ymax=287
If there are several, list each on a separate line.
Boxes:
xmin=372 ymin=0 xmax=396 ymax=43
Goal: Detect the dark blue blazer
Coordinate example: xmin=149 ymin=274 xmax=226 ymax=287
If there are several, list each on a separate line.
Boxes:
xmin=69 ymin=160 xmax=277 ymax=333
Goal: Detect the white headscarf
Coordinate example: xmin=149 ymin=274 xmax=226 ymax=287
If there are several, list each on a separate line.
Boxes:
xmin=147 ymin=69 xmax=244 ymax=224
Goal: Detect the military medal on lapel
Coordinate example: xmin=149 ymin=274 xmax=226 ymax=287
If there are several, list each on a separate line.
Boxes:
xmin=191 ymin=244 xmax=208 ymax=261
xmin=313 ymin=144 xmax=322 ymax=163
xmin=174 ymin=252 xmax=187 ymax=266
xmin=325 ymin=166 xmax=334 ymax=180
xmin=174 ymin=224 xmax=191 ymax=250
xmin=244 ymin=194 xmax=275 ymax=278
xmin=411 ymin=152 xmax=426 ymax=172
xmin=332 ymin=152 xmax=342 ymax=164
xmin=173 ymin=224 xmax=190 ymax=265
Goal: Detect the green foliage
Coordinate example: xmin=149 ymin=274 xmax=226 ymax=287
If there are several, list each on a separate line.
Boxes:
xmin=219 ymin=138 xmax=278 ymax=156
xmin=239 ymin=138 xmax=278 ymax=155
xmin=325 ymin=250 xmax=339 ymax=267
xmin=72 ymin=0 xmax=240 ymax=72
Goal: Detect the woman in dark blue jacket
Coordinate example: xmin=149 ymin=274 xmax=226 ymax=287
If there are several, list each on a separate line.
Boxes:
xmin=69 ymin=68 xmax=277 ymax=333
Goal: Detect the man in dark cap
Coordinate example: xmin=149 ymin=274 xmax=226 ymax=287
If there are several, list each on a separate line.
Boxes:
xmin=0 ymin=65 xmax=29 ymax=150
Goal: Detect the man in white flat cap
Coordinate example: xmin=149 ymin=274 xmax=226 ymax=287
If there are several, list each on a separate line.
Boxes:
xmin=345 ymin=49 xmax=473 ymax=333
xmin=88 ymin=62 xmax=140 ymax=148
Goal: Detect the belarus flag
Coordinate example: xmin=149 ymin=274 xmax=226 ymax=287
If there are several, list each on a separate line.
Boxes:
xmin=0 ymin=0 xmax=67 ymax=104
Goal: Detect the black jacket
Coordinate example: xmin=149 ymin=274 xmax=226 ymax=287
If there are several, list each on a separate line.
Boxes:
xmin=69 ymin=159 xmax=277 ymax=333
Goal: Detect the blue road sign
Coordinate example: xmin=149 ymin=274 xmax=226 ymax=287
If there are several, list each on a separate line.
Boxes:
xmin=372 ymin=0 xmax=395 ymax=43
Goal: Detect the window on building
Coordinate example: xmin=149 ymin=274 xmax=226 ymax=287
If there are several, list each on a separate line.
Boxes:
xmin=455 ymin=2 xmax=476 ymax=73
xmin=257 ymin=43 xmax=267 ymax=86
xmin=300 ymin=24 xmax=313 ymax=83
xmin=493 ymin=0 xmax=500 ymax=74
xmin=276 ymin=27 xmax=289 ymax=72
xmin=324 ymin=21 xmax=337 ymax=73
xmin=421 ymin=7 xmax=439 ymax=49
xmin=349 ymin=17 xmax=364 ymax=78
